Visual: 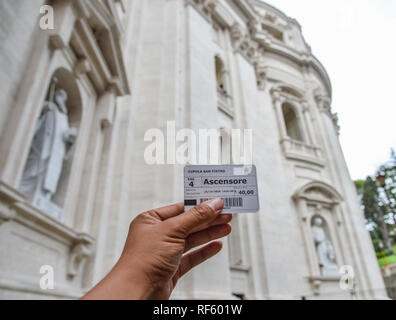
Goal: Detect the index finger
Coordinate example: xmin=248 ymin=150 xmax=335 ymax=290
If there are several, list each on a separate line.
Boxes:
xmin=150 ymin=202 xmax=184 ymax=220
xmin=166 ymin=198 xmax=223 ymax=236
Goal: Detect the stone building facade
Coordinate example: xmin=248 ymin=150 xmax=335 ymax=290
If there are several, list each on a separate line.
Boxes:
xmin=0 ymin=0 xmax=388 ymax=299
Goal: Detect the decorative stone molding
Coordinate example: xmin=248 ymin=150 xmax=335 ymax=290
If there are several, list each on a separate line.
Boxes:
xmin=271 ymin=84 xmax=304 ymax=104
xmin=188 ymin=0 xmax=332 ymax=98
xmin=186 ymin=0 xmax=256 ymax=28
xmin=0 ymin=182 xmax=95 ymax=279
xmin=230 ymin=23 xmax=260 ymax=65
xmin=230 ymin=264 xmax=250 ymax=272
xmin=255 ymin=62 xmax=267 ymax=91
xmin=0 ymin=183 xmax=22 ymax=225
xmin=248 ymin=2 xmax=331 ymax=96
xmin=264 ymin=11 xmax=278 ymax=24
xmin=98 ymin=86 xmax=117 ymax=128
xmin=311 ymin=278 xmax=321 ymax=295
xmin=217 ymin=88 xmax=235 ymax=118
xmin=271 ymin=84 xmax=326 ymax=166
xmin=301 ymin=100 xmax=310 ymax=113
xmin=49 ymin=34 xmax=67 ymax=51
xmin=74 ymin=58 xmax=92 ymax=78
xmin=293 ymin=181 xmax=343 ymax=205
xmin=0 ymin=202 xmax=15 ymax=225
xmin=74 ymin=0 xmax=91 ymax=20
xmin=293 ymin=181 xmax=344 ymax=296
xmin=281 ymin=138 xmax=325 ymax=167
xmin=69 ymin=1 xmax=130 ymax=96
xmin=308 ymin=276 xmax=341 ymax=296
xmin=212 ymin=2 xmax=235 ymax=28
xmin=270 ymin=86 xmax=282 ymax=102
xmin=230 ymin=22 xmax=244 ymax=43
xmin=331 ymin=112 xmax=341 ymax=136
xmin=67 ymin=235 xmax=94 ymax=278
xmin=185 ymin=0 xmax=216 ymax=23
xmin=314 ymin=87 xmax=340 ymax=135
xmin=314 ymin=87 xmax=332 ymax=115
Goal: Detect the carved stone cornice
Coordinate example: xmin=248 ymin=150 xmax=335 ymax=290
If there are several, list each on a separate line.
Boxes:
xmin=314 ymin=88 xmax=341 ymax=135
xmin=313 ymin=88 xmax=340 ymax=134
xmin=255 ymin=63 xmax=267 ymax=91
xmin=74 ymin=58 xmax=92 ymax=78
xmin=308 ymin=276 xmax=341 ymax=296
xmin=314 ymin=88 xmax=332 ymax=115
xmin=270 ymin=84 xmax=305 ymax=105
xmin=331 ymin=112 xmax=341 ymax=136
xmin=270 ymin=86 xmax=283 ymax=104
xmin=0 ymin=202 xmax=15 ymax=225
xmin=67 ymin=234 xmax=94 ymax=278
xmin=247 ymin=3 xmax=331 ymax=97
xmin=186 ymin=0 xmax=256 ymax=26
xmin=293 ymin=181 xmax=343 ymax=205
xmin=230 ymin=23 xmax=260 ymax=65
xmin=0 ymin=183 xmax=22 ymax=225
xmin=255 ymin=40 xmax=331 ymax=100
xmin=186 ymin=0 xmax=333 ymax=103
xmin=301 ymin=100 xmax=310 ymax=113
xmin=316 ymin=97 xmax=331 ymax=116
xmin=185 ymin=2 xmax=261 ymax=65
xmin=68 ymin=0 xmax=130 ymax=96
xmin=0 ymin=181 xmax=96 ymax=278
xmin=184 ymin=0 xmax=216 ymax=24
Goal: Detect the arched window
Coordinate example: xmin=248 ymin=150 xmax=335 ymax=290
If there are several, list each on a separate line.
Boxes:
xmin=215 ymin=56 xmax=226 ymax=94
xmin=282 ymin=102 xmax=303 ymax=142
xmin=215 ymin=56 xmax=234 ymax=117
xmin=293 ymin=181 xmax=345 ymax=293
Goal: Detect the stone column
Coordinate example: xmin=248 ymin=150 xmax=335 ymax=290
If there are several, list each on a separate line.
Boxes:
xmin=72 ymin=88 xmax=116 ymax=232
xmin=297 ymin=199 xmax=320 ymax=277
xmin=296 ymin=105 xmax=309 ymax=144
xmin=272 ymin=90 xmax=288 ymax=141
xmin=48 ymin=0 xmax=78 ymax=50
xmin=87 ymin=103 xmax=121 ymax=286
xmin=301 ymin=100 xmax=316 ymax=146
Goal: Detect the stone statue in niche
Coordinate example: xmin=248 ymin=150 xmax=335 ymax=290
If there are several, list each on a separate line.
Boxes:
xmin=311 ymin=217 xmax=340 ymax=277
xmin=20 ymin=77 xmax=77 ymax=219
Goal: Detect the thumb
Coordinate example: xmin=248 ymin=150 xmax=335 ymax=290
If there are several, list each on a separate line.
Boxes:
xmin=168 ymin=198 xmax=224 ymax=237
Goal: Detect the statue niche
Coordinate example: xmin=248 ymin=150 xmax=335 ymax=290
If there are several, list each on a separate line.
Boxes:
xmin=20 ymin=77 xmax=78 ymax=219
xmin=311 ymin=216 xmax=340 ymax=277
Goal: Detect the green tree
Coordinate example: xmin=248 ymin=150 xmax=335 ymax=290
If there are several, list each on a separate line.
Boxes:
xmin=377 ymin=149 xmax=396 ymax=226
xmin=355 ymin=176 xmax=393 ymax=250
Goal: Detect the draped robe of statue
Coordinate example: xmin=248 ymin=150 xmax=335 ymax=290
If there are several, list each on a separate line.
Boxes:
xmin=311 ymin=217 xmax=340 ymax=277
xmin=20 ymin=89 xmax=77 ymax=203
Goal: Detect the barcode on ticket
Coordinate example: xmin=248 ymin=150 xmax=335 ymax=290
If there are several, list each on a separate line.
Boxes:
xmin=200 ymin=197 xmax=243 ymax=208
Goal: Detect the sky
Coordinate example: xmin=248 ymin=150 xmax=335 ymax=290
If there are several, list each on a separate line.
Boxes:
xmin=263 ymin=0 xmax=396 ymax=180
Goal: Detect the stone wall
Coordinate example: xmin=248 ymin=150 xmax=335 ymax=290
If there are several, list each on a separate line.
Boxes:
xmin=0 ymin=0 xmax=45 ymax=137
xmin=383 ymin=275 xmax=396 ymax=300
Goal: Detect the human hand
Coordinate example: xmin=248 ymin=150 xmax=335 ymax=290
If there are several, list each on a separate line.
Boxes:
xmin=82 ymin=198 xmax=231 ymax=300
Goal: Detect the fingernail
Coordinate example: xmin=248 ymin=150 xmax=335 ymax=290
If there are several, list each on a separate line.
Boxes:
xmin=205 ymin=198 xmax=223 ymax=211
